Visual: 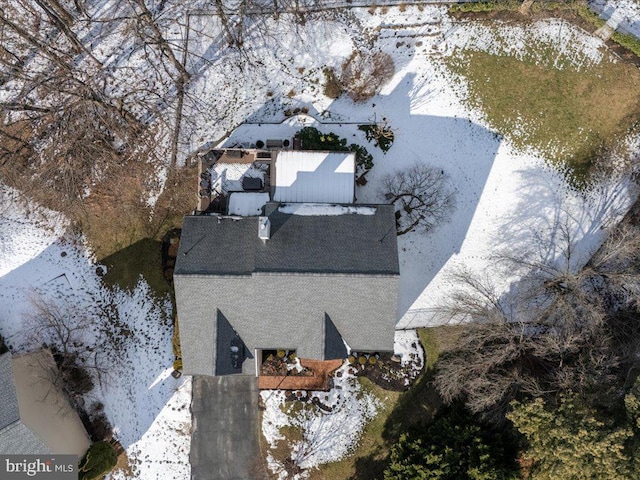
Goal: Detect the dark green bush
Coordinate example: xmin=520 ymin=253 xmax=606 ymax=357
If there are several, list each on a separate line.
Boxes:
xmin=349 ymin=144 xmax=374 ymax=171
xmin=359 ymin=124 xmax=395 ymax=152
xmin=295 ymin=127 xmax=374 ymax=172
xmin=384 ymin=404 xmax=519 ymax=480
xmin=79 ymin=441 xmax=117 ymax=480
xmin=295 ymin=127 xmax=348 ymax=151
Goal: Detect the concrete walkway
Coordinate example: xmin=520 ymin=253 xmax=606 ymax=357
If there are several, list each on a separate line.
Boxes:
xmin=190 ymin=376 xmax=268 ymax=480
xmin=595 ymin=7 xmax=626 ymax=41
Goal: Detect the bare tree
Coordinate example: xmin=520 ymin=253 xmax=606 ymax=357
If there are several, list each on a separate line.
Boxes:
xmin=21 ymin=292 xmax=114 ymax=398
xmin=434 ymin=214 xmax=640 ymax=422
xmin=128 ymin=0 xmax=190 ymax=83
xmin=381 ymin=163 xmax=456 ymax=235
xmin=434 ymin=267 xmax=619 ymax=423
xmin=0 ymin=0 xmax=180 ymax=213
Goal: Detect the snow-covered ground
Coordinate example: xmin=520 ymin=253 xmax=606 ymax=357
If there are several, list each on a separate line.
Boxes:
xmin=193 ymin=7 xmax=637 ymax=328
xmin=261 ymin=329 xmax=424 ymax=478
xmin=261 ymin=365 xmax=381 ymax=479
xmin=0 ymin=185 xmax=191 ymax=479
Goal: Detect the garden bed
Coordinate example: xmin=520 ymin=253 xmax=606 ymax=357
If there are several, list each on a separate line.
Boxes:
xmin=350 ymin=350 xmax=424 ymax=392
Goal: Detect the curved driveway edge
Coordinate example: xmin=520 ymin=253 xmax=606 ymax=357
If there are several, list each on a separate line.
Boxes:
xmin=190 ymin=376 xmax=268 ymax=480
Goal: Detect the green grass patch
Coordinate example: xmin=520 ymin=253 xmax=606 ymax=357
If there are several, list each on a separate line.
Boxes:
xmin=310 ymin=326 xmax=464 ymax=479
xmin=446 ymin=49 xmax=640 ymax=182
xmin=450 ymin=1 xmax=606 ymax=18
xmin=100 ymin=238 xmax=171 ymax=299
xmin=611 ymin=30 xmax=640 ymax=57
xmin=574 ymin=4 xmax=607 ymax=28
xmin=418 ymin=328 xmax=440 ymax=371
xmin=382 ymin=327 xmax=464 ymax=441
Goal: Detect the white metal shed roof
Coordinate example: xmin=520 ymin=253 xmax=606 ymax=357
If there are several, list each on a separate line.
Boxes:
xmin=273 ymin=151 xmax=355 ymax=204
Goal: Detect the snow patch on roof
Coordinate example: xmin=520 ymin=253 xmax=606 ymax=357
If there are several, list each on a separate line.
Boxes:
xmin=228 ymin=192 xmax=270 ymax=216
xmin=278 ymin=204 xmax=376 ymax=216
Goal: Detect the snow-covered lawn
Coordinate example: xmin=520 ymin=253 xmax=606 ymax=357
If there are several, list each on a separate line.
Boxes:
xmin=0 ymin=185 xmax=191 ymax=479
xmin=195 ymin=7 xmax=638 ymax=328
xmin=262 ymin=366 xmax=380 ymax=479
xmin=261 ymin=329 xmax=424 ymax=479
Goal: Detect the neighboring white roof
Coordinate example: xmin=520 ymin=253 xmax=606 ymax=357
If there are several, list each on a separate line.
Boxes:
xmin=274 ymin=151 xmax=355 ymax=203
xmin=228 ymin=192 xmax=270 ymax=216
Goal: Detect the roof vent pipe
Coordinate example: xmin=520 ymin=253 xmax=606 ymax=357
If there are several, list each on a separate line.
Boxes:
xmin=258 ymin=216 xmax=270 ymax=242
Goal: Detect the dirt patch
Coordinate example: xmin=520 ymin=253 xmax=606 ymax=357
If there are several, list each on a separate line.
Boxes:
xmin=111 ymin=449 xmax=134 ymax=479
xmin=161 ymin=228 xmax=181 ymax=285
xmin=450 ymin=5 xmax=597 ymax=24
xmin=1 ymin=122 xmax=196 ymax=260
xmin=259 ymin=357 xmax=342 ymax=391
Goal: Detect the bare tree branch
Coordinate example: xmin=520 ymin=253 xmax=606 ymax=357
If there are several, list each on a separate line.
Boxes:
xmin=381 ymin=163 xmax=456 ymax=235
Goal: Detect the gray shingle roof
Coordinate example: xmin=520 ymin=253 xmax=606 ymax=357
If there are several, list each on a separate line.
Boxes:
xmin=0 ymin=353 xmax=49 ymax=454
xmin=0 ymin=422 xmax=49 ymax=455
xmin=174 ymin=203 xmax=400 ymax=376
xmin=0 ymin=353 xmax=20 ymax=431
xmin=175 ymin=204 xmax=399 ymax=276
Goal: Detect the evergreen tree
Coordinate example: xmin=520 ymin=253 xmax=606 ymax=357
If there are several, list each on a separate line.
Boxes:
xmin=508 ymin=396 xmax=635 ymax=480
xmin=384 ymin=405 xmax=518 ymax=480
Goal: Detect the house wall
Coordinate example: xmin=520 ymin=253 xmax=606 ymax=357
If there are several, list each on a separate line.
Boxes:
xmin=174 ymin=273 xmax=399 ymax=377
xmin=12 ymin=351 xmax=90 ymax=456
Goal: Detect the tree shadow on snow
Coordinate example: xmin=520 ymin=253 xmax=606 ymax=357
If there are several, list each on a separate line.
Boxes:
xmin=354 ymin=72 xmax=502 ymax=325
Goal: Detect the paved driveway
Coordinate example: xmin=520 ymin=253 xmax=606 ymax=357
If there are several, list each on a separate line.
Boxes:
xmin=190 ymin=376 xmax=268 ymax=480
